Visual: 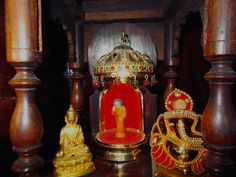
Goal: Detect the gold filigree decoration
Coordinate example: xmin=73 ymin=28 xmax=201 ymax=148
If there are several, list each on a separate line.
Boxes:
xmin=150 ymin=89 xmax=208 ymax=175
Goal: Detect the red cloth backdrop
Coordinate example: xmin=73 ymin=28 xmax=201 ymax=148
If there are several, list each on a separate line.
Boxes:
xmin=100 ymin=82 xmax=143 ymax=132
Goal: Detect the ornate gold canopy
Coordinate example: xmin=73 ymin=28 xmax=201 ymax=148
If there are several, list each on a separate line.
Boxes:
xmin=94 ymin=44 xmax=154 ymax=78
xmin=93 ymin=32 xmax=156 ymax=88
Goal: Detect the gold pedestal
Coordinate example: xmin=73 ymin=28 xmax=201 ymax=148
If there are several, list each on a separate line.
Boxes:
xmin=94 ymin=138 xmax=148 ymax=162
xmin=54 ymin=160 xmax=95 ymax=177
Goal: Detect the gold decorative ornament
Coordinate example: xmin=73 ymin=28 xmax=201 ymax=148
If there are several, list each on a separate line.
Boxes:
xmin=53 ymin=105 xmax=95 ymax=177
xmin=150 ymin=89 xmax=208 ymax=175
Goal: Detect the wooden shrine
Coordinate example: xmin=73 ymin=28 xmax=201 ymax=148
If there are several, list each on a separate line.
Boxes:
xmin=0 ymin=0 xmax=236 ymax=177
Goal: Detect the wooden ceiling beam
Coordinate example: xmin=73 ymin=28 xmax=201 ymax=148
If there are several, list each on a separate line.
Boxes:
xmin=164 ymin=0 xmax=185 ymax=16
xmin=85 ymin=9 xmax=163 ymax=22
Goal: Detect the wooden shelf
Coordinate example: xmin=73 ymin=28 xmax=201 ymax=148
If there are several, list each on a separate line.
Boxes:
xmin=44 ymin=154 xmax=208 ymax=177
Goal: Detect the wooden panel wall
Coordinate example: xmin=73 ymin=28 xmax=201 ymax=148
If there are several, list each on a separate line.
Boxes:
xmin=84 ymin=22 xmax=164 ymax=63
xmin=178 ymin=12 xmax=210 ymax=114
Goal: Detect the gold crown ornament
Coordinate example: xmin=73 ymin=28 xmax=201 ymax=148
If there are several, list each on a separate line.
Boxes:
xmin=93 ymin=31 xmax=157 ymax=89
xmin=150 ymin=89 xmax=208 ymax=175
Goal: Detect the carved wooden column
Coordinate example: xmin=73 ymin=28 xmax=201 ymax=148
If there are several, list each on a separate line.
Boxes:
xmin=202 ymin=0 xmax=236 ymax=176
xmin=69 ymin=20 xmax=85 ymax=114
xmin=63 ymin=27 xmax=75 ymax=63
xmin=75 ymin=20 xmax=85 ymax=71
xmin=69 ymin=62 xmax=84 ymax=114
xmin=163 ymin=20 xmax=180 ymax=100
xmin=5 ymin=0 xmax=44 ymax=176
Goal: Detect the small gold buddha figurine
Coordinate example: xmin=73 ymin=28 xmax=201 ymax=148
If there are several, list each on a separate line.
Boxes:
xmin=111 ymin=99 xmax=127 ymax=138
xmin=53 ymin=105 xmax=95 ymax=177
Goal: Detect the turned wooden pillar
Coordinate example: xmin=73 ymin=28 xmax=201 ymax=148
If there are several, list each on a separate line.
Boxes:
xmin=69 ymin=21 xmax=85 ymax=114
xmin=163 ymin=56 xmax=179 ymax=101
xmin=64 ymin=28 xmax=75 ymax=62
xmin=75 ymin=20 xmax=85 ymax=71
xmin=69 ymin=61 xmax=85 ymax=114
xmin=5 ymin=0 xmax=44 ymax=176
xmin=202 ymin=0 xmax=236 ymax=176
xmin=163 ymin=20 xmax=180 ymax=100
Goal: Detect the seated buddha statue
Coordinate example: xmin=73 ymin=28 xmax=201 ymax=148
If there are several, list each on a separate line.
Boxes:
xmin=53 ymin=105 xmax=95 ymax=177
xmin=111 ymin=99 xmax=127 ymax=138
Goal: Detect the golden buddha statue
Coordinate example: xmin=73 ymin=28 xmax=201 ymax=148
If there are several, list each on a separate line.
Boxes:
xmin=111 ymin=99 xmax=127 ymax=138
xmin=53 ymin=105 xmax=95 ymax=177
